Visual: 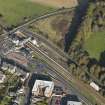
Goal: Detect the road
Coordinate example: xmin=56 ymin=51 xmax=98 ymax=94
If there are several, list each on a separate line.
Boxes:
xmin=24 ymin=73 xmax=32 ymax=105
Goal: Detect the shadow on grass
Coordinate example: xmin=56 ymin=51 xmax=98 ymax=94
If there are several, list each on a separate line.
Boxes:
xmin=99 ymin=51 xmax=105 ymax=67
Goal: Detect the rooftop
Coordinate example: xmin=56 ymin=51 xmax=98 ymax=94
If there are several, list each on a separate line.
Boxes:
xmin=32 ymin=80 xmax=54 ymax=97
xmin=61 ymin=94 xmax=82 ymax=105
xmin=6 ymin=52 xmax=28 ymax=66
xmin=0 ymin=71 xmax=6 ymax=83
xmin=29 ymin=74 xmax=54 ymax=98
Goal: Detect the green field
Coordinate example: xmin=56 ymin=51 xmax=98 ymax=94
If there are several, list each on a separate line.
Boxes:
xmin=0 ymin=0 xmax=54 ymax=26
xmin=84 ymin=31 xmax=105 ymax=60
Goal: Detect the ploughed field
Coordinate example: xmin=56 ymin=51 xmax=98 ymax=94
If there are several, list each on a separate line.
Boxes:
xmin=30 ymin=0 xmax=78 ymax=8
xmin=0 ymin=0 xmax=54 ymax=26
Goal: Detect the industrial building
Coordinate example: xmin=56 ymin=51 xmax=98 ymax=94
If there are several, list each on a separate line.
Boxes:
xmin=32 ymin=80 xmax=54 ymax=97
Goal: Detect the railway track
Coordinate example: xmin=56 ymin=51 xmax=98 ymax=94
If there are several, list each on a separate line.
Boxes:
xmin=25 ymin=41 xmax=93 ymax=105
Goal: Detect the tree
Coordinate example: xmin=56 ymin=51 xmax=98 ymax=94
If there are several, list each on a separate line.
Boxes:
xmin=0 ymin=13 xmax=3 ymax=18
xmin=0 ymin=96 xmax=12 ymax=105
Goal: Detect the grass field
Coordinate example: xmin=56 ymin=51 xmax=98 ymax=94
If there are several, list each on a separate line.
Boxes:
xmin=84 ymin=31 xmax=105 ymax=60
xmin=0 ymin=0 xmax=54 ymax=26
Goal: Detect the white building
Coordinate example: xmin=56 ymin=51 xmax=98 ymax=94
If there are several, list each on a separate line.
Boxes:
xmin=0 ymin=72 xmax=6 ymax=83
xmin=12 ymin=40 xmax=19 ymax=46
xmin=8 ymin=66 xmax=16 ymax=74
xmin=17 ymin=86 xmax=25 ymax=94
xmin=67 ymin=101 xmax=82 ymax=105
xmin=32 ymin=80 xmax=54 ymax=97
xmin=31 ymin=39 xmax=39 ymax=47
xmin=90 ymin=82 xmax=100 ymax=91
